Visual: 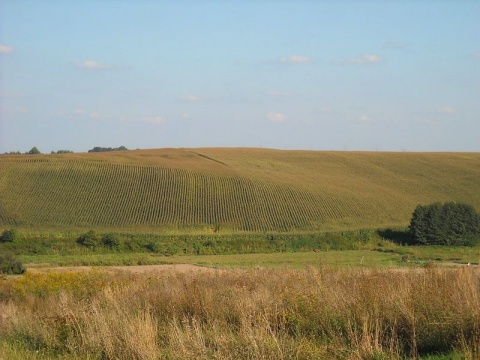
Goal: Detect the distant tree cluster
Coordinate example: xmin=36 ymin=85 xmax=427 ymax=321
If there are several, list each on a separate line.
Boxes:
xmin=3 ymin=147 xmax=76 ymax=155
xmin=409 ymin=202 xmax=480 ymax=245
xmin=3 ymin=147 xmax=41 ymax=155
xmin=51 ymin=150 xmax=74 ymax=154
xmin=88 ymin=146 xmax=128 ymax=153
xmin=3 ymin=151 xmax=22 ymax=155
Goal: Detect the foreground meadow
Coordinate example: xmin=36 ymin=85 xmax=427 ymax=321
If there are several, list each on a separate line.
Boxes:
xmin=1 ymin=265 xmax=479 ymax=359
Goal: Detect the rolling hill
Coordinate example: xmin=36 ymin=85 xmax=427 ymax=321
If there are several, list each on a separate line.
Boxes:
xmin=0 ymin=148 xmax=479 ymax=232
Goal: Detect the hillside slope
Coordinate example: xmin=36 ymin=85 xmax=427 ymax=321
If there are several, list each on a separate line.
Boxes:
xmin=0 ymin=148 xmax=479 ymax=232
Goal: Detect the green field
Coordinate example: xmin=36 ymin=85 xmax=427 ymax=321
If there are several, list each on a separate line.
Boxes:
xmin=1 ymin=148 xmax=479 ymax=232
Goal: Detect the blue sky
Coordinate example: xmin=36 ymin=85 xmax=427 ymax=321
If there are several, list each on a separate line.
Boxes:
xmin=1 ymin=1 xmax=479 ymax=153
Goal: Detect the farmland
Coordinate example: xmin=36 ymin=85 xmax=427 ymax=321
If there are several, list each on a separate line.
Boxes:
xmin=2 ymin=148 xmax=480 ymax=359
xmin=1 ymin=148 xmax=479 ymax=233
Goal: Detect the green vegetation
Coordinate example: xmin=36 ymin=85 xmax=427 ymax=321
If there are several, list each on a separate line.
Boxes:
xmin=88 ymin=145 xmax=128 ymax=152
xmin=27 ymin=147 xmax=41 ymax=155
xmin=0 ymin=253 xmax=24 ymax=274
xmin=1 ymin=228 xmax=18 ymax=243
xmin=2 ymin=147 xmax=42 ymax=155
xmin=410 ymin=202 xmax=480 ymax=245
xmin=0 ymin=227 xmax=477 ymax=268
xmin=50 ymin=149 xmax=74 ymax=154
xmin=1 ymin=148 xmax=479 ymax=232
xmin=2 ymin=228 xmax=384 ymax=256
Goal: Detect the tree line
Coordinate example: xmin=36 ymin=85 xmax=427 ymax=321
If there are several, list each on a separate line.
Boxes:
xmin=3 ymin=147 xmax=74 ymax=155
xmin=88 ymin=146 xmax=128 ymax=153
xmin=3 ymin=145 xmax=129 ymax=155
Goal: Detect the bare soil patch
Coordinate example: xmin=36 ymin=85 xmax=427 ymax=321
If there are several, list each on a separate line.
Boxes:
xmin=26 ymin=264 xmax=223 ymax=275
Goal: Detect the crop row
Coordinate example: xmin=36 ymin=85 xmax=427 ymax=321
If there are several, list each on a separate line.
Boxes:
xmin=0 ymin=159 xmax=395 ymax=231
xmin=2 ymin=151 xmax=480 ymax=232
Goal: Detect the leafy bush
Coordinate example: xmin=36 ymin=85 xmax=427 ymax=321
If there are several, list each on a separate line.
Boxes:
xmin=1 ymin=229 xmax=18 ymax=243
xmin=409 ymin=202 xmax=480 ymax=245
xmin=76 ymin=230 xmax=100 ymax=248
xmin=102 ymin=233 xmax=121 ymax=249
xmin=0 ymin=253 xmax=25 ymax=274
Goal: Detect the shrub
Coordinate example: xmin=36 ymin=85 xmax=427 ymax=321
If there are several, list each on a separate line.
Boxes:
xmin=409 ymin=202 xmax=480 ymax=245
xmin=102 ymin=233 xmax=121 ymax=249
xmin=76 ymin=230 xmax=100 ymax=248
xmin=0 ymin=253 xmax=25 ymax=274
xmin=1 ymin=229 xmax=18 ymax=243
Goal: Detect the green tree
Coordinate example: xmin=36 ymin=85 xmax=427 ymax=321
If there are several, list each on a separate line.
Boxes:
xmin=409 ymin=202 xmax=480 ymax=245
xmin=27 ymin=147 xmax=41 ymax=154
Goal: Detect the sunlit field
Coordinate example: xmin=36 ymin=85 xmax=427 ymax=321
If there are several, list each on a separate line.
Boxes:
xmin=1 ymin=265 xmax=479 ymax=359
xmin=1 ymin=149 xmax=479 ymax=232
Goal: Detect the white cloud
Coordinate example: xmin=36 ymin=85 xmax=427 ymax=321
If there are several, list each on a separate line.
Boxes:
xmin=473 ymin=51 xmax=480 ymax=58
xmin=74 ymin=60 xmax=115 ymax=70
xmin=143 ymin=116 xmax=165 ymax=125
xmin=438 ymin=106 xmax=456 ymax=114
xmin=357 ymin=114 xmax=373 ymax=123
xmin=267 ymin=111 xmax=288 ymax=123
xmin=348 ymin=54 xmax=384 ymax=64
xmin=0 ymin=44 xmax=13 ymax=54
xmin=280 ymin=55 xmax=311 ymax=64
xmin=182 ymin=95 xmax=201 ymax=102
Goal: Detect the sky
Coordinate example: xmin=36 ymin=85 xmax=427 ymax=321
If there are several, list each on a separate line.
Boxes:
xmin=0 ymin=1 xmax=479 ymax=153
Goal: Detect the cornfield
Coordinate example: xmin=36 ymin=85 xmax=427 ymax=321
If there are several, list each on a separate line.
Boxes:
xmin=0 ymin=148 xmax=479 ymax=232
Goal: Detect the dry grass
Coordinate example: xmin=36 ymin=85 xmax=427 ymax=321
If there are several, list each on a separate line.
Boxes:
xmin=1 ymin=265 xmax=480 ymax=359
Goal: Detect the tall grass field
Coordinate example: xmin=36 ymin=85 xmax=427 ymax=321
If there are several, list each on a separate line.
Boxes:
xmin=1 ymin=266 xmax=479 ymax=359
xmin=1 ymin=148 xmax=479 ymax=232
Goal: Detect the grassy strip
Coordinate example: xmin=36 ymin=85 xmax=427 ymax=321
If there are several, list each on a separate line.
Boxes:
xmin=4 ymin=228 xmax=480 ymax=268
xmin=1 ymin=229 xmax=382 ymax=255
xmin=21 ymin=250 xmax=402 ymax=269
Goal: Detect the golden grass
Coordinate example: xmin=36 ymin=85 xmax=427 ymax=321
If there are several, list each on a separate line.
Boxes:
xmin=1 ymin=148 xmax=479 ymax=232
xmin=1 ymin=265 xmax=480 ymax=359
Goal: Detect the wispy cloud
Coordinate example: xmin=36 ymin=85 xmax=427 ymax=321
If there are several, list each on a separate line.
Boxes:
xmin=73 ymin=108 xmax=104 ymax=119
xmin=267 ymin=111 xmax=288 ymax=123
xmin=0 ymin=44 xmax=14 ymax=54
xmin=473 ymin=51 xmax=480 ymax=59
xmin=181 ymin=95 xmax=201 ymax=102
xmin=357 ymin=114 xmax=373 ymax=123
xmin=74 ymin=60 xmax=116 ymax=70
xmin=348 ymin=54 xmax=384 ymax=64
xmin=438 ymin=106 xmax=456 ymax=114
xmin=279 ymin=55 xmax=311 ymax=64
xmin=142 ymin=116 xmax=165 ymax=125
